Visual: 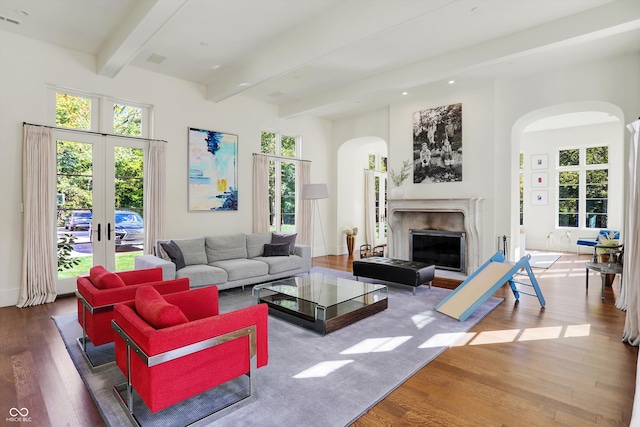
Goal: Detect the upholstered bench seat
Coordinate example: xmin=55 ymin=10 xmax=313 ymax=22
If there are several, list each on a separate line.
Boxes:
xmin=352 ymin=257 xmax=435 ymax=295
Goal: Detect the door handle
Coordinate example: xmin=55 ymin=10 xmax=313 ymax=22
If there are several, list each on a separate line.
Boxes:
xmin=97 ymin=223 xmax=101 ymax=242
xmin=108 ymin=223 xmax=112 ymax=241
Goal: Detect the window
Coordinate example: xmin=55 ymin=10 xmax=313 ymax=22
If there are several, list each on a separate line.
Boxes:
xmin=557 ymin=146 xmax=608 ymax=228
xmin=519 ymin=153 xmax=524 ymax=225
xmin=368 ymin=154 xmax=388 ymax=239
xmin=261 ymin=131 xmax=300 ymax=233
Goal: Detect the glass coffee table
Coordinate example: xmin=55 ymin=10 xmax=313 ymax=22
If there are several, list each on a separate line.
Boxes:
xmin=253 ymin=274 xmax=388 ymax=335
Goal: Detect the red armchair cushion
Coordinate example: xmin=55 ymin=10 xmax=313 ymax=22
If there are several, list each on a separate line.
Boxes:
xmin=114 ymin=286 xmax=268 ymax=413
xmin=90 ymin=266 xmax=126 ymax=289
xmin=135 ymin=286 xmax=189 ymax=329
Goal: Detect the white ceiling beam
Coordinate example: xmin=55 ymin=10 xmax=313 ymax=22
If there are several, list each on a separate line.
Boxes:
xmin=204 ymin=0 xmax=453 ymax=102
xmin=97 ymin=0 xmax=189 ymax=78
xmin=279 ymin=0 xmax=640 ymax=119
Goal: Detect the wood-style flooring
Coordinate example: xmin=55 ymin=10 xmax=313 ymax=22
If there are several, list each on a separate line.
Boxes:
xmin=0 ymin=252 xmax=635 ymax=426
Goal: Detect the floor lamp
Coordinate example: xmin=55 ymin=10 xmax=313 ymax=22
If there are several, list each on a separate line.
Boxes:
xmin=301 ymin=183 xmax=329 ymax=265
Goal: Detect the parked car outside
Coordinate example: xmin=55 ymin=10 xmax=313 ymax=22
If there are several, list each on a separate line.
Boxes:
xmin=114 ymin=210 xmax=144 ymax=247
xmin=66 ymin=210 xmax=92 ymax=231
xmin=88 ymin=210 xmax=144 ymax=248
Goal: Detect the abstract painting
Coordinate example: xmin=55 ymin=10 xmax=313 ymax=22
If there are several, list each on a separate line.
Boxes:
xmin=188 ymin=127 xmax=238 ymax=211
xmin=412 ymin=103 xmax=462 ymax=183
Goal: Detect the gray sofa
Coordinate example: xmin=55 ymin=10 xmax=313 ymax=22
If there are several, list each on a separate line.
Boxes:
xmin=134 ymin=232 xmax=311 ymax=290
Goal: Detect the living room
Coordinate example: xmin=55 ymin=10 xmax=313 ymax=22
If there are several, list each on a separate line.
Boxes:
xmin=1 ymin=1 xmax=640 ymax=425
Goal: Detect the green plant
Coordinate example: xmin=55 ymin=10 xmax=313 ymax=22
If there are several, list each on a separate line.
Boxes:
xmin=343 ymin=226 xmax=358 ymax=236
xmin=389 ymin=159 xmax=412 ymax=187
xmin=57 ymin=233 xmax=81 ymax=272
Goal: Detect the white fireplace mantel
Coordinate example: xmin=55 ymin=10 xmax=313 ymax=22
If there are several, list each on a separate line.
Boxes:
xmin=388 ymin=197 xmax=484 ymax=274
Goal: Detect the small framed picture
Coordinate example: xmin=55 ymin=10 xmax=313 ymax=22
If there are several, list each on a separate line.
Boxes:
xmin=531 ymin=190 xmax=548 ymax=206
xmin=531 ymin=154 xmax=548 ymax=170
xmin=531 ymin=172 xmax=548 ymax=188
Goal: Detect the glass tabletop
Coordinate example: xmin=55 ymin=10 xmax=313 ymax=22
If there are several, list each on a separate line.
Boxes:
xmin=256 ymin=273 xmax=386 ymax=308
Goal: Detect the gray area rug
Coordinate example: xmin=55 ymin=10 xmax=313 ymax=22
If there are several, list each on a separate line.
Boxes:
xmin=53 ymin=268 xmax=503 ymax=427
xmin=527 ymin=251 xmax=563 ymax=269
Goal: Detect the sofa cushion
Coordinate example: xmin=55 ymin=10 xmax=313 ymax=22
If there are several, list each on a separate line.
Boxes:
xmin=209 ymin=259 xmax=268 ymax=281
xmin=254 ymin=255 xmax=303 ymax=275
xmin=246 ymin=232 xmax=272 ymax=258
xmin=160 ymin=240 xmax=186 ymax=270
xmin=155 ymin=240 xmax=171 ymax=261
xmin=135 ymin=286 xmax=189 ymax=329
xmin=89 ymin=266 xmax=126 ymax=289
xmin=264 ymin=243 xmax=290 ymax=257
xmin=272 ymin=233 xmax=297 ymax=255
xmin=176 ymin=264 xmax=228 ymax=288
xmin=205 ymin=234 xmax=248 ymax=262
xmin=174 ymin=237 xmax=208 ymax=266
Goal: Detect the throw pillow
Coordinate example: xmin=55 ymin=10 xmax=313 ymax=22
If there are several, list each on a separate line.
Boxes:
xmin=135 ymin=286 xmax=189 ymax=329
xmin=161 ymin=240 xmax=186 ymax=270
xmin=89 ymin=266 xmax=125 ymax=289
xmin=263 ymin=243 xmax=290 ymax=257
xmin=272 ymin=233 xmax=297 ymax=255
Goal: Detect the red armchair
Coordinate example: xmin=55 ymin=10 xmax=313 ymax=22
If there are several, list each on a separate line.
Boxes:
xmin=76 ymin=266 xmax=189 ymax=370
xmin=112 ymin=285 xmax=268 ymax=423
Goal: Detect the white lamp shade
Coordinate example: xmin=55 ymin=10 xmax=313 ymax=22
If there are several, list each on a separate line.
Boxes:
xmin=301 ymin=183 xmax=329 ymax=200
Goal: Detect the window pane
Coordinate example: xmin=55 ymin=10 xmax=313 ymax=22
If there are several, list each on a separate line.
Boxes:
xmin=519 ymin=153 xmax=524 ymax=170
xmin=519 ymin=172 xmax=524 ymax=226
xmin=586 ymin=146 xmax=608 ymax=165
xmin=56 ymin=93 xmax=91 ymax=129
xmin=261 ymin=132 xmax=276 ymax=155
xmin=113 ymin=104 xmax=142 ymax=136
xmin=586 ymin=214 xmax=607 ymax=228
xmin=114 ymin=146 xmax=144 ymax=212
xmin=559 ymin=149 xmax=579 ymax=167
xmin=280 ymin=162 xmax=296 ymax=231
xmin=559 ymin=170 xmax=579 ymax=184
xmin=558 ymin=214 xmax=578 ymax=227
xmin=369 ymin=154 xmax=375 ymax=170
xmin=381 ymin=156 xmax=387 ymax=172
xmin=281 ymin=135 xmax=296 ymax=157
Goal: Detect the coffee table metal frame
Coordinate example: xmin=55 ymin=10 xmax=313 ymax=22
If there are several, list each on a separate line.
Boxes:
xmin=253 ymin=274 xmax=388 ymax=335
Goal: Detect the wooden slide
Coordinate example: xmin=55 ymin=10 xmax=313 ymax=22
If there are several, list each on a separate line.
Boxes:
xmin=436 ymin=251 xmax=546 ymax=321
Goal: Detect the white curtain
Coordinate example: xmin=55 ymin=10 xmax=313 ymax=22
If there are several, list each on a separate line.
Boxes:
xmin=297 ymin=161 xmax=312 ymax=245
xmin=143 ymin=140 xmax=166 ymax=254
xmin=620 ymin=118 xmax=640 ymax=345
xmin=18 ymin=125 xmax=57 ymax=307
xmin=364 ymin=169 xmax=376 ymax=246
xmin=252 ymin=154 xmax=270 ymax=233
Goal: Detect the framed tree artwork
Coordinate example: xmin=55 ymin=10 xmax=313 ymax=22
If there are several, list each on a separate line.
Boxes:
xmin=188 ymin=127 xmax=238 ymax=211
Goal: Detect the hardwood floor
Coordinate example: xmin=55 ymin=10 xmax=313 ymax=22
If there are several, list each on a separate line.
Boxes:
xmin=0 ymin=252 xmax=635 ymax=426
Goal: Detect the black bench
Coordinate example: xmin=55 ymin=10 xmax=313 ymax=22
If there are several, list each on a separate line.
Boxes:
xmin=352 ymin=257 xmax=435 ymax=295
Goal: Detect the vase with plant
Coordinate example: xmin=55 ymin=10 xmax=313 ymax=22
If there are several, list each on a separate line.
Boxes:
xmin=343 ymin=226 xmax=358 ymax=256
xmin=389 ymin=159 xmax=412 ymax=198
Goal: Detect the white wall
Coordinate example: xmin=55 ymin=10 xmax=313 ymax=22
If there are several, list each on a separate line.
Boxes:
xmin=0 ymin=31 xmax=331 ymax=307
xmin=521 ymin=121 xmax=624 ymax=251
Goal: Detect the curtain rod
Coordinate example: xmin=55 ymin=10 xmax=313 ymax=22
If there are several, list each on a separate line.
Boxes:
xmin=253 ymin=152 xmax=311 ymax=163
xmin=23 ymin=122 xmax=167 ymax=143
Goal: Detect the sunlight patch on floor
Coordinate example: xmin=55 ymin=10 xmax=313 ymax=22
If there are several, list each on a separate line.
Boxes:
xmin=419 ymin=332 xmax=467 ymax=348
xmin=411 ymin=311 xmax=437 ymax=329
xmin=341 ymin=336 xmax=412 ymax=354
xmin=293 ymin=360 xmax=354 ymax=378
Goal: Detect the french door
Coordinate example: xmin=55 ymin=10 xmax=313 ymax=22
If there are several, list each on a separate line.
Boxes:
xmin=55 ymin=129 xmax=145 ymax=293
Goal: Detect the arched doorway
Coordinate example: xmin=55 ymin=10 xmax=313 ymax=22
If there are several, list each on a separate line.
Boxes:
xmin=511 ymin=102 xmax=625 ymax=258
xmin=336 ymin=137 xmax=388 ymax=255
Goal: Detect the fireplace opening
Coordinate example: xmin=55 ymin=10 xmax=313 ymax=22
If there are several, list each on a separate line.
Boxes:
xmin=410 ymin=229 xmax=466 ymax=272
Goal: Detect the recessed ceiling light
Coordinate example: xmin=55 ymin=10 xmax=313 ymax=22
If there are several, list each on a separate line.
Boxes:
xmin=238 ymin=82 xmax=251 ymax=87
xmin=448 ymin=80 xmax=455 ymax=85
xmin=147 ymin=53 xmax=166 ymax=64
xmin=211 ymin=64 xmax=221 ymax=70
xmin=402 ymin=92 xmax=408 ymax=96
xmin=470 ymin=7 xmax=479 ymax=12
xmin=15 ymin=9 xmax=29 ymax=16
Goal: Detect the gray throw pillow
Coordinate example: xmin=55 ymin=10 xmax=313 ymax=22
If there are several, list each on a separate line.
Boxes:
xmin=272 ymin=233 xmax=297 ymax=255
xmin=161 ymin=240 xmax=186 ymax=270
xmin=263 ymin=243 xmax=290 ymax=257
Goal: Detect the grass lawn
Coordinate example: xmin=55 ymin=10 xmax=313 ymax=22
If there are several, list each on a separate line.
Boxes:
xmin=58 ymin=251 xmax=142 ymax=279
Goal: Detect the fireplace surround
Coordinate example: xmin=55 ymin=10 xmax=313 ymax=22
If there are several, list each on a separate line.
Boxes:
xmin=388 ymin=198 xmax=484 ymax=275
